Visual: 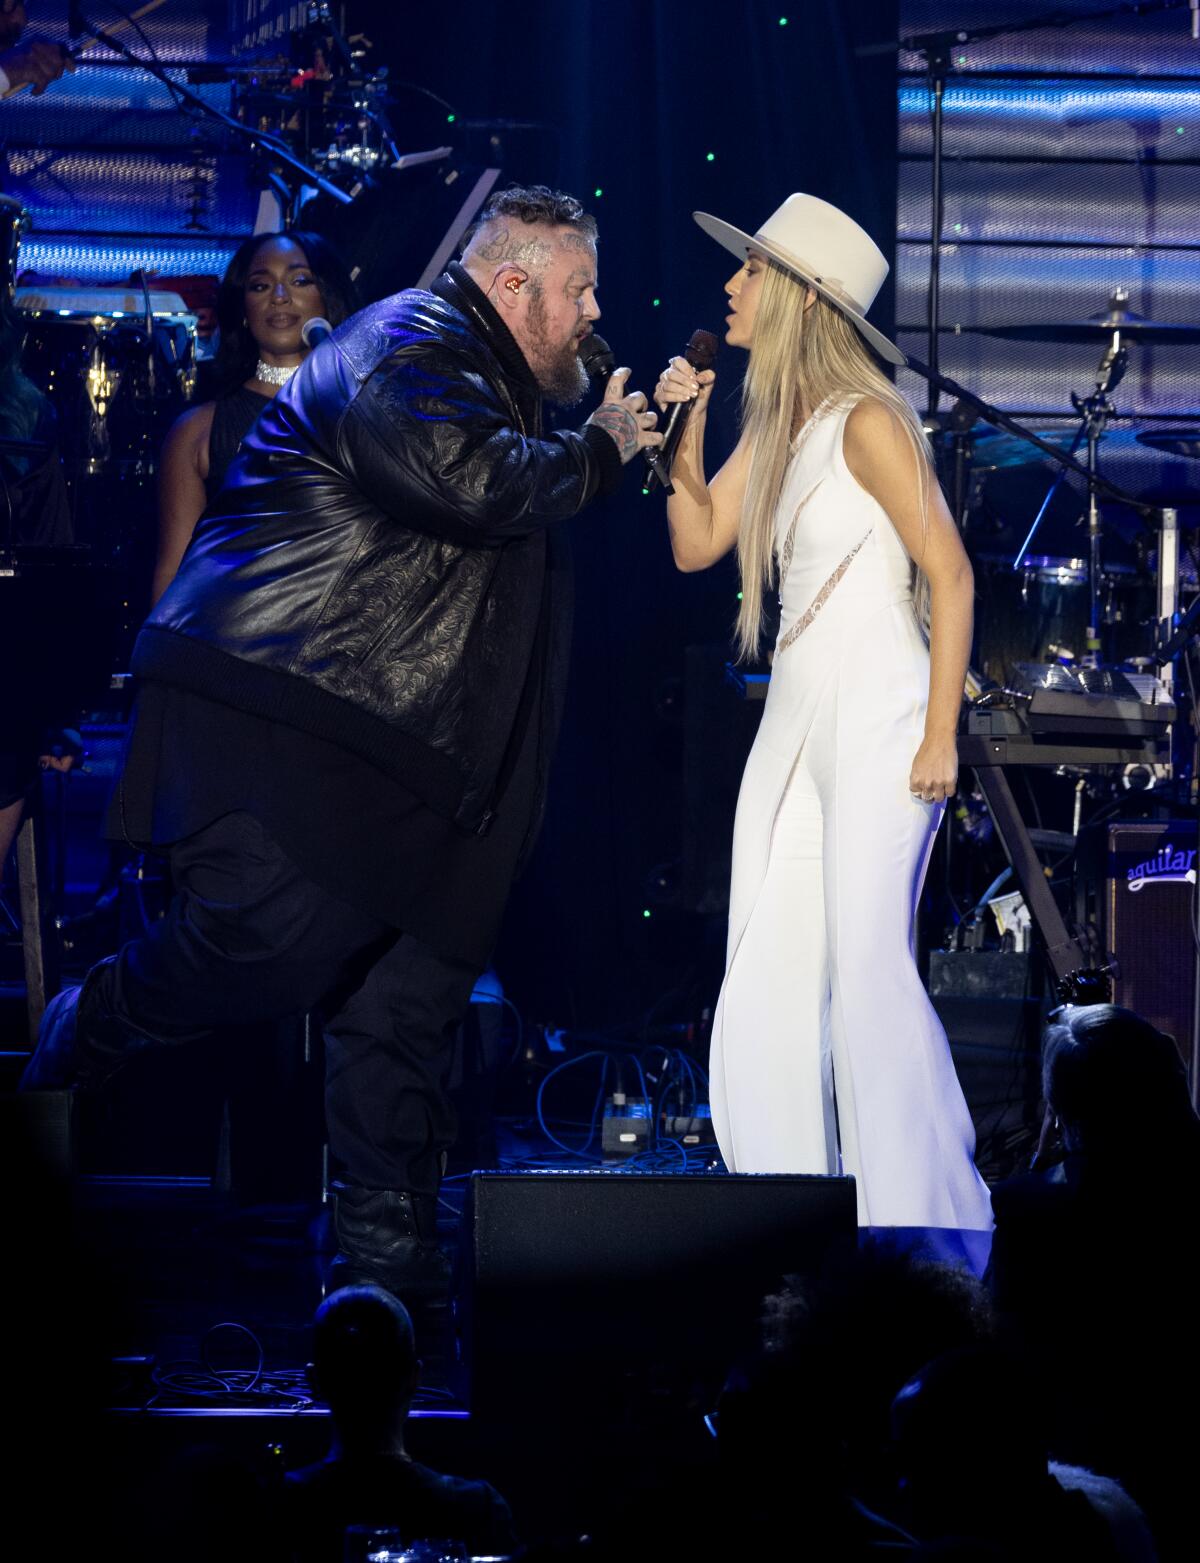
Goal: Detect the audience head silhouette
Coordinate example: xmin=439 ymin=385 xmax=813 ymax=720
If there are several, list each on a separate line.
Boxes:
xmin=890 ymin=1345 xmax=1119 ymax=1559
xmin=892 ymin=1345 xmax=1046 ymax=1517
xmin=1043 ymin=1004 xmax=1196 ymax=1161
xmin=309 ymin=1285 xmax=420 ymax=1449
xmin=748 ymin=1241 xmax=994 ymax=1511
xmin=289 ymin=1286 xmax=518 ymax=1559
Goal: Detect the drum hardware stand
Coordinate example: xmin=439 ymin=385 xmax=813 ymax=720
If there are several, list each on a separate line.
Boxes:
xmin=1078 ymin=312 xmax=1129 ymax=666
xmin=1006 ymin=310 xmax=1130 ymax=667
xmin=911 ymin=28 xmax=954 ymax=421
xmin=134 ymin=269 xmax=156 ymax=402
xmin=304 ymin=0 xmax=403 ymax=168
xmin=68 ymin=12 xmax=354 ymax=214
xmin=1153 ymin=508 xmax=1184 ymax=679
xmin=928 ymin=398 xmax=980 ymax=532
xmin=1153 ymin=506 xmax=1185 ymax=777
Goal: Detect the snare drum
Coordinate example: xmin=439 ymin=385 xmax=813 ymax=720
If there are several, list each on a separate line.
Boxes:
xmin=974 ymin=554 xmax=1145 ymax=681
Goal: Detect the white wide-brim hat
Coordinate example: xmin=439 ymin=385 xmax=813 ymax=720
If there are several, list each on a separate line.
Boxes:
xmin=694 ymin=192 xmax=905 ymax=366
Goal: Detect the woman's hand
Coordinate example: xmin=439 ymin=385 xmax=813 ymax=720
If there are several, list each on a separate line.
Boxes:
xmin=653 ymin=356 xmax=716 ymax=417
xmin=909 ymin=732 xmax=958 ymax=805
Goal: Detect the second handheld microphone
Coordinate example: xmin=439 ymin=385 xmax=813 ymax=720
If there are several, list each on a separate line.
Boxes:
xmin=643 ymin=328 xmax=720 ymax=495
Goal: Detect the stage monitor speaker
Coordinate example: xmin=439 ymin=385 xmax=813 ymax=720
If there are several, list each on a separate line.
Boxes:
xmin=457 ymin=1170 xmax=856 ymax=1430
xmin=1077 ymin=819 xmax=1198 ymax=1077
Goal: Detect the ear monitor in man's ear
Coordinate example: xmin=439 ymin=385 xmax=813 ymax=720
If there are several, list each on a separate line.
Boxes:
xmin=505 ymin=277 xmax=522 ymax=294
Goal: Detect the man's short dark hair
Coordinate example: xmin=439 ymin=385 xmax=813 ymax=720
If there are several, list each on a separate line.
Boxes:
xmin=461 ymin=184 xmax=597 ymax=253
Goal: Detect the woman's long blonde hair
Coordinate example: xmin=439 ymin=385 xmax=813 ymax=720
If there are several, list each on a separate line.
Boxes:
xmin=734 ymin=260 xmax=932 ymax=662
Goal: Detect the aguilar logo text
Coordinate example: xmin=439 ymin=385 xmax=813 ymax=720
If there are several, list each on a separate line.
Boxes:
xmin=1126 ymin=844 xmax=1198 ymax=893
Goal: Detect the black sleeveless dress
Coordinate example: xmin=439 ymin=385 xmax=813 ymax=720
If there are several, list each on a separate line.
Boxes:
xmin=204 ymin=384 xmax=272 ymax=504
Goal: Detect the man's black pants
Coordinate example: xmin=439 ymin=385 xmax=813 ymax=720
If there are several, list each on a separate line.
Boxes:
xmin=82 ymin=811 xmax=480 ymax=1198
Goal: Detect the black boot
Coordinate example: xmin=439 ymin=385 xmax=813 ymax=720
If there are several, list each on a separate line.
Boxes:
xmin=20 ymin=955 xmax=134 ymax=1092
xmin=328 ymin=1181 xmax=450 ymax=1300
xmin=19 ymin=983 xmax=84 ymax=1092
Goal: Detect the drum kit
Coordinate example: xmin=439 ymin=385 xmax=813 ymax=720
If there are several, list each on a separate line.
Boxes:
xmin=1 ymin=198 xmax=198 ymax=668
xmin=14 ymin=281 xmax=197 ymax=479
xmin=898 ymin=2 xmax=1200 ymax=701
xmin=926 ymin=290 xmax=1200 ymax=692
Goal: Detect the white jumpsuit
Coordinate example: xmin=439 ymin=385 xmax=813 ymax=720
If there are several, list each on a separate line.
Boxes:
xmin=710 ymin=396 xmax=992 ymax=1235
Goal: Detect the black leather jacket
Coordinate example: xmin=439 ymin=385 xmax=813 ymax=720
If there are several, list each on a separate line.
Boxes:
xmin=135 ymin=264 xmax=621 ymax=830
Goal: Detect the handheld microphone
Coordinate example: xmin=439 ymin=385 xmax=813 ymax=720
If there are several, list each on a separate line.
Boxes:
xmin=300 ymin=316 xmax=334 ymax=350
xmin=580 ymin=333 xmax=674 ymax=491
xmin=579 ymin=332 xmax=615 ymax=385
xmin=643 ymin=328 xmax=719 ymax=494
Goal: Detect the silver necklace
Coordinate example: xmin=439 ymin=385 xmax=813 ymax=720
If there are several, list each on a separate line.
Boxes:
xmin=254 ymin=359 xmax=297 ymax=386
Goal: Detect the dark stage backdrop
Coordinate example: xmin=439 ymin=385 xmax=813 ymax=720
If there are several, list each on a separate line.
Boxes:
xmin=5 ymin=2 xmax=898 ymax=1032
xmin=354 ymin=1 xmax=901 ymax=1027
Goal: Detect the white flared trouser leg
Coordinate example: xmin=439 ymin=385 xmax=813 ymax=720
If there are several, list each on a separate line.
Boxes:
xmin=805 ymin=668 xmax=992 ymax=1233
xmin=710 ymin=749 xmax=837 ymax=1175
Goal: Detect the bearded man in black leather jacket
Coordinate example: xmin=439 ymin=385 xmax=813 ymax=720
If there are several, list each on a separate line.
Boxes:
xmin=23 ymin=185 xmax=662 ymax=1298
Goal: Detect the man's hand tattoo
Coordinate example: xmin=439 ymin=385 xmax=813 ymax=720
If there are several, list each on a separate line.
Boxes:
xmin=587 ymin=403 xmax=640 ymax=464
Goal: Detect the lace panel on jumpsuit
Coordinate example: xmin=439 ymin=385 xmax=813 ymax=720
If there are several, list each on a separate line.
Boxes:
xmin=775 ymin=474 xmax=873 ymax=656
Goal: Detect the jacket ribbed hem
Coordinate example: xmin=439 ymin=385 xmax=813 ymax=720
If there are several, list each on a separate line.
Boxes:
xmin=132 ymin=625 xmax=468 ymax=822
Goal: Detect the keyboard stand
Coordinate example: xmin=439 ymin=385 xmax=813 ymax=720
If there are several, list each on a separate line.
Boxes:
xmin=956 ymin=733 xmax=1158 ymax=1003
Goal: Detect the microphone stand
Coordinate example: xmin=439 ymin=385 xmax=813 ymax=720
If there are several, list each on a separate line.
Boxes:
xmin=911 ymin=30 xmax=953 ymax=422
xmin=1075 ymin=351 xmax=1125 ymax=667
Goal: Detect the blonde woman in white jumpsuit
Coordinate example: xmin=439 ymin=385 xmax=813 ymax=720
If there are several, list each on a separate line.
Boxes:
xmin=656 ymin=195 xmax=991 ymax=1246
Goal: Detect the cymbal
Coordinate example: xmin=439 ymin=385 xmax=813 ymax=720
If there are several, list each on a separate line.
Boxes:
xmin=1137 ymin=429 xmax=1200 ymax=460
xmin=971 ymin=423 xmax=1200 ymax=472
xmin=970 ymin=426 xmax=1083 ymax=470
xmin=979 ymin=319 xmax=1200 ymax=346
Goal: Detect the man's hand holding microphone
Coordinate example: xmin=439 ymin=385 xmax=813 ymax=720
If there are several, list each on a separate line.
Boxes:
xmin=581 ymin=335 xmax=663 ymax=466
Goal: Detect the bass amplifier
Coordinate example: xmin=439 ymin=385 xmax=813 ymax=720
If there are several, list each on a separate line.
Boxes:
xmin=1077 ymin=820 xmax=1198 ymax=1082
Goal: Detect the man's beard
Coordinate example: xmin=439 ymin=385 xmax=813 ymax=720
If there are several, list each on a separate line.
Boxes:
xmin=524 ymin=289 xmax=589 ymax=406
